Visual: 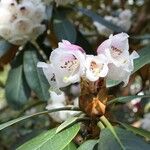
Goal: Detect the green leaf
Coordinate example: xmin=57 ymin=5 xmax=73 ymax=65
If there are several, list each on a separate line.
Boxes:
xmin=132 ymin=34 xmax=150 ymax=40
xmin=120 ymin=123 xmax=150 ymax=139
xmin=133 ymin=45 xmax=150 ymax=73
xmin=23 ymin=45 xmax=50 ymax=101
xmin=100 ymin=116 xmax=124 ymax=149
xmin=0 ymin=111 xmax=46 ymax=131
xmin=17 ymin=124 xmax=80 ymax=150
xmin=0 ymin=107 xmax=80 ymax=131
xmin=106 ymin=45 xmax=150 ymax=87
xmin=98 ymin=127 xmax=150 ymax=150
xmin=77 ymin=140 xmax=98 ymax=150
xmin=5 ymin=52 xmax=30 ymax=109
xmin=17 ymin=128 xmax=56 ymax=150
xmin=76 ymin=7 xmax=124 ymax=33
xmin=0 ymin=39 xmax=12 ymax=58
xmin=107 ymin=95 xmax=150 ymax=105
xmin=53 ymin=9 xmax=77 ymax=43
xmin=106 ymin=80 xmax=121 ymax=88
xmin=56 ymin=117 xmax=78 ymax=133
xmin=63 ymin=142 xmax=77 ymax=150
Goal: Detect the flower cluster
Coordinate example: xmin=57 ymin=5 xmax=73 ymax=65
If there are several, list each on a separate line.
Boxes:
xmin=0 ymin=0 xmax=46 ymax=45
xmin=38 ymin=33 xmax=139 ymax=94
xmin=94 ymin=9 xmax=132 ymax=37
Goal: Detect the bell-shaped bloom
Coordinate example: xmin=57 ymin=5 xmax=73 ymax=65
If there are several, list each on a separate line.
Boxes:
xmin=37 ymin=40 xmax=86 ymax=93
xmin=97 ymin=33 xmax=139 ymax=85
xmin=107 ymin=52 xmax=139 ymax=85
xmin=85 ymin=54 xmax=108 ymax=81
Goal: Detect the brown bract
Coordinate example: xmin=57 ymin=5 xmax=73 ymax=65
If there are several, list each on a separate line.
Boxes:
xmin=79 ymin=77 xmax=108 ymax=117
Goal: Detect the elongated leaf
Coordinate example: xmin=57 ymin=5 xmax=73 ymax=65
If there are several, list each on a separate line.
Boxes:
xmin=17 ymin=124 xmax=80 ymax=150
xmin=0 ymin=111 xmax=46 ymax=131
xmin=107 ymin=95 xmax=150 ymax=105
xmin=132 ymin=34 xmax=150 ymax=40
xmin=0 ymin=39 xmax=12 ymax=58
xmin=76 ymin=7 xmax=124 ymax=33
xmin=23 ymin=46 xmax=50 ymax=101
xmin=106 ymin=45 xmax=150 ymax=87
xmin=5 ymin=52 xmax=30 ymax=109
xmin=0 ymin=107 xmax=80 ymax=131
xmin=56 ymin=117 xmax=78 ymax=133
xmin=53 ymin=9 xmax=77 ymax=43
xmin=133 ymin=45 xmax=150 ymax=73
xmin=100 ymin=116 xmax=124 ymax=149
xmin=98 ymin=127 xmax=150 ymax=150
xmin=17 ymin=128 xmax=56 ymax=150
xmin=120 ymin=123 xmax=150 ymax=139
xmin=77 ymin=140 xmax=98 ymax=150
xmin=63 ymin=142 xmax=77 ymax=150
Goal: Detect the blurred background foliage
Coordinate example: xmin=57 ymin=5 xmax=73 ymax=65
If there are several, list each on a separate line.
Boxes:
xmin=0 ymin=0 xmax=150 ymax=149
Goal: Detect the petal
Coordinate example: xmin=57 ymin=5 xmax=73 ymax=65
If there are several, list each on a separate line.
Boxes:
xmin=130 ymin=51 xmax=139 ymax=59
xmin=99 ymin=64 xmax=109 ymax=77
xmin=85 ymin=55 xmax=108 ymax=81
xmin=50 ymin=47 xmax=85 ymax=88
xmin=107 ymin=63 xmax=131 ymax=86
xmin=97 ymin=39 xmax=111 ymax=54
xmin=110 ymin=32 xmax=129 ymax=53
xmin=50 ymin=91 xmax=65 ymax=104
xmin=46 ymin=103 xmax=67 ymax=122
xmin=37 ymin=62 xmax=49 ymax=68
xmin=37 ymin=62 xmax=61 ymax=94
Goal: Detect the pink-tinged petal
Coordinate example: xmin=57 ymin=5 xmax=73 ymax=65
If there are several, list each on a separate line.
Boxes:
xmin=97 ymin=39 xmax=111 ymax=54
xmin=109 ymin=32 xmax=129 ymax=55
xmin=97 ymin=33 xmax=129 ymax=58
xmin=58 ymin=40 xmax=85 ymax=52
xmin=50 ymin=47 xmax=85 ymax=88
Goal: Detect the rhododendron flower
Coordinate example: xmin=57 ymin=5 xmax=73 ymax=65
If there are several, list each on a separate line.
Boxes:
xmin=0 ymin=0 xmax=46 ymax=45
xmin=85 ymin=54 xmax=108 ymax=81
xmin=37 ymin=40 xmax=86 ymax=92
xmin=94 ymin=9 xmax=132 ymax=37
xmin=97 ymin=33 xmax=139 ymax=85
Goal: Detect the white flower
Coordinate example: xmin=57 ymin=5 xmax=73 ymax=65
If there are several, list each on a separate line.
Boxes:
xmin=94 ymin=9 xmax=132 ymax=37
xmin=38 ymin=40 xmax=86 ymax=92
xmin=85 ymin=54 xmax=108 ymax=81
xmin=97 ymin=33 xmax=139 ymax=85
xmin=119 ymin=9 xmax=132 ymax=20
xmin=46 ymin=103 xmax=78 ymax=122
xmin=0 ymin=0 xmax=46 ymax=45
xmin=50 ymin=91 xmax=66 ymax=104
xmin=46 ymin=91 xmax=79 ymax=123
